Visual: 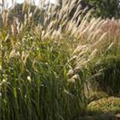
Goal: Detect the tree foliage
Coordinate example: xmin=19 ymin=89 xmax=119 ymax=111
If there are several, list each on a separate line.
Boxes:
xmin=87 ymin=0 xmax=120 ymax=18
xmin=59 ymin=0 xmax=120 ymax=18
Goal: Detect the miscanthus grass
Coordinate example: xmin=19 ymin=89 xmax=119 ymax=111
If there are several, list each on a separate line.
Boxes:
xmin=0 ymin=0 xmax=120 ymax=120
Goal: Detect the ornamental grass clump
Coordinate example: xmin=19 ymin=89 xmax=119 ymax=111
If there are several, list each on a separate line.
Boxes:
xmin=1 ymin=0 xmax=120 ymax=120
xmin=0 ymin=1 xmax=88 ymax=120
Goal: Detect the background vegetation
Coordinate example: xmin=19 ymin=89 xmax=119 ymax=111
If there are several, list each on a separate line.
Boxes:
xmin=86 ymin=0 xmax=120 ymax=18
xmin=59 ymin=0 xmax=120 ymax=18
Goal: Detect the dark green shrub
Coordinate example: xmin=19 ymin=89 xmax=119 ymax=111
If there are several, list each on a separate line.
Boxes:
xmin=90 ymin=55 xmax=120 ymax=96
xmin=88 ymin=0 xmax=120 ymax=18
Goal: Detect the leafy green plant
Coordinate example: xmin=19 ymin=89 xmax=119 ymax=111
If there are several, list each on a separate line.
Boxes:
xmin=90 ymin=54 xmax=120 ymax=96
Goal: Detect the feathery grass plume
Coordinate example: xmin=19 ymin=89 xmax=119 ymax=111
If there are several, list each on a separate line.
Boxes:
xmin=91 ymin=32 xmax=107 ymax=48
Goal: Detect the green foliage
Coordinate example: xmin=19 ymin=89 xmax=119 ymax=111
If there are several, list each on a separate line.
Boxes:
xmin=87 ymin=0 xmax=120 ymax=18
xmin=58 ymin=0 xmax=120 ymax=18
xmin=8 ymin=3 xmax=45 ymax=26
xmin=91 ymin=56 xmax=120 ymax=95
xmin=86 ymin=45 xmax=120 ymax=96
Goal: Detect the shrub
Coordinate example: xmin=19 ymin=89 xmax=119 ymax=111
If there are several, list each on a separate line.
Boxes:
xmin=90 ymin=55 xmax=120 ymax=95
